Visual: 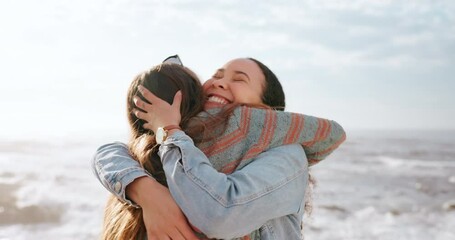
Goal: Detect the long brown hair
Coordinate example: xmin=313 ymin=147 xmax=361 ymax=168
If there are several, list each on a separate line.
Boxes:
xmin=101 ymin=63 xmax=206 ymax=240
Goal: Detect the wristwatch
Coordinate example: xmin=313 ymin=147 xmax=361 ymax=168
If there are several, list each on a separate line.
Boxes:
xmin=155 ymin=125 xmax=181 ymax=144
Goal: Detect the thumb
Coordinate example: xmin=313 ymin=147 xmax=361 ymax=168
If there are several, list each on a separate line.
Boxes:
xmin=172 ymin=91 xmax=182 ymax=110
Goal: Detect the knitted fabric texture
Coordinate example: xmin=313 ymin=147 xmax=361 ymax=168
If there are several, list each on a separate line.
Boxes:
xmin=198 ymin=106 xmax=346 ymax=174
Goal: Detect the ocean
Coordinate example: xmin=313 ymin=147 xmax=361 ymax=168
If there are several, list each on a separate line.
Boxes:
xmin=0 ymin=130 xmax=454 ymax=240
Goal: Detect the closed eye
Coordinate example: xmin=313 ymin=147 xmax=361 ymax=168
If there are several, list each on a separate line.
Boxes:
xmin=233 ymin=78 xmax=246 ymax=82
xmin=233 ymin=71 xmax=250 ymax=82
xmin=212 ymin=69 xmax=224 ymax=79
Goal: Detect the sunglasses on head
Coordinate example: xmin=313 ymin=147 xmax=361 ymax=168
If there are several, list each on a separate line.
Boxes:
xmin=162 ymin=55 xmax=183 ymax=66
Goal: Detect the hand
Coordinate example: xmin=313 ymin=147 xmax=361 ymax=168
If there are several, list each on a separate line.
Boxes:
xmin=127 ymin=177 xmax=199 ymax=240
xmin=134 ymin=85 xmax=182 ymax=133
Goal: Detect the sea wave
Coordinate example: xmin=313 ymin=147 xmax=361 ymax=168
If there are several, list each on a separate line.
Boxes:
xmin=1 ymin=131 xmax=454 ymax=239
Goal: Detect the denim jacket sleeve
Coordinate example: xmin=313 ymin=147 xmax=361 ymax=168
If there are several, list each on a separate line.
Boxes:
xmin=91 ymin=142 xmax=154 ymax=207
xmin=159 ymin=131 xmax=309 ymax=239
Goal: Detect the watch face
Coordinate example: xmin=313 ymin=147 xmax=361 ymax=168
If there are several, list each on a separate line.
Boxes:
xmin=155 ymin=127 xmax=166 ymax=144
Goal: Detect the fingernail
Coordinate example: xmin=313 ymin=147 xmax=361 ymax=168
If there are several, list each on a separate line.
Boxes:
xmin=138 ymin=85 xmax=144 ymax=92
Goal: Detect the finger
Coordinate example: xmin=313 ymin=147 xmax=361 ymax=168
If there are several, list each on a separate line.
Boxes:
xmin=168 ymin=228 xmax=185 ymax=240
xmin=174 ymin=218 xmax=199 ymax=240
xmin=172 ymin=91 xmax=182 ymax=111
xmin=134 ymin=95 xmax=153 ymax=112
xmin=147 ymin=233 xmax=169 ymax=240
xmin=171 ymin=213 xmax=199 ymax=240
xmin=177 ymin=222 xmax=199 ymax=240
xmin=134 ymin=109 xmax=148 ymax=121
xmin=138 ymin=85 xmax=163 ymax=105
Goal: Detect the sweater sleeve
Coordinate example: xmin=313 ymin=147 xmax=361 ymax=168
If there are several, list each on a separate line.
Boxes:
xmin=200 ymin=106 xmax=346 ymax=172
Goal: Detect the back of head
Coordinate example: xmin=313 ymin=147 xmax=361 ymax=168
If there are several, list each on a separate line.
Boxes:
xmin=248 ymin=58 xmax=286 ymax=111
xmin=127 ymin=63 xmax=206 ymax=138
xmin=102 ymin=63 xmax=205 ymax=240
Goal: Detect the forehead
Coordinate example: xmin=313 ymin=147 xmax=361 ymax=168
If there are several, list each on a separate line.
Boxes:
xmin=222 ymin=59 xmax=264 ymax=81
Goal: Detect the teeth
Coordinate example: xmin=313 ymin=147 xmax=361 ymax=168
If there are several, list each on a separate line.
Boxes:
xmin=208 ymin=96 xmax=228 ymax=105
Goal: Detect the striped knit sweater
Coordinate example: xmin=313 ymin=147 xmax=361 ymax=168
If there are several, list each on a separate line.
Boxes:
xmin=190 ymin=106 xmax=346 ymax=239
xmin=198 ymin=106 xmax=346 ymax=173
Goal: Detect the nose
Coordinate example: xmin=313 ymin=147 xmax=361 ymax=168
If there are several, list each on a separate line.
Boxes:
xmin=213 ymin=78 xmax=228 ymax=90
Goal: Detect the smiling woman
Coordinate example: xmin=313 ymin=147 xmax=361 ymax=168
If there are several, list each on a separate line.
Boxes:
xmin=204 ymin=58 xmax=279 ymax=109
xmin=205 ymin=59 xmax=264 ymax=104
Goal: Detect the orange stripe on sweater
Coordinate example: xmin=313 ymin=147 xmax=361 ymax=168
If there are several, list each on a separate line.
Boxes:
xmin=313 ymin=132 xmax=346 ymax=156
xmin=319 ymin=119 xmax=332 ymax=143
xmin=304 ymin=118 xmax=327 ymax=147
xmin=201 ymin=107 xmax=252 ymax=157
xmin=317 ymin=119 xmax=329 ymax=142
xmin=243 ymin=110 xmax=277 ymax=159
xmin=284 ymin=113 xmax=303 ymax=144
xmin=292 ymin=114 xmax=305 ymax=143
xmin=220 ymin=110 xmax=277 ymax=173
xmin=221 ymin=163 xmax=236 ymax=174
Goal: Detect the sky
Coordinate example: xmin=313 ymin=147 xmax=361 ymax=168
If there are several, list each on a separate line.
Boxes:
xmin=0 ymin=0 xmax=454 ymax=139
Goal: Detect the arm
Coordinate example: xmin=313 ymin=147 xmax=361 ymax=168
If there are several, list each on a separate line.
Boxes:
xmin=92 ymin=142 xmax=152 ymax=206
xmin=92 ymin=142 xmax=199 ymax=240
xmin=245 ymin=107 xmax=346 ymax=165
xmin=285 ymin=111 xmax=346 ymax=165
xmin=159 ymin=131 xmax=309 ymax=239
xmin=199 ymin=106 xmax=346 ymax=172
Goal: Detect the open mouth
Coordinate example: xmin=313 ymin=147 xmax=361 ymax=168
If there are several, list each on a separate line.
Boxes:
xmin=207 ymin=95 xmax=231 ymax=105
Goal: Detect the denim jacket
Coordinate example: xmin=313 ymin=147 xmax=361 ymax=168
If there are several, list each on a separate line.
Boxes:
xmin=92 ymin=131 xmax=309 ymax=239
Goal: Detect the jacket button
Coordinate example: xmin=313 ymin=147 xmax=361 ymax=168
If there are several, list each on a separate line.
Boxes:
xmin=114 ymin=182 xmax=122 ymax=193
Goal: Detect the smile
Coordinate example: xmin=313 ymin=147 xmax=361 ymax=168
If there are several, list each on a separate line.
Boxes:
xmin=207 ymin=95 xmax=231 ymax=105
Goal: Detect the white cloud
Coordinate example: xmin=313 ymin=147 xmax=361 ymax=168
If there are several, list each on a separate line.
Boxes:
xmin=392 ymin=31 xmax=434 ymax=46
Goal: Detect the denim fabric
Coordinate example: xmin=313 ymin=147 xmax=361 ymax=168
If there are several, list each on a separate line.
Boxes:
xmin=159 ymin=131 xmax=308 ymax=239
xmin=92 ymin=142 xmax=149 ymax=208
xmin=92 ymin=132 xmax=308 ymax=239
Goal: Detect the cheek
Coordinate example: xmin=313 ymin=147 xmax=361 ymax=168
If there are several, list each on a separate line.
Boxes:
xmin=246 ymin=89 xmax=264 ymax=105
xmin=256 ymin=89 xmax=265 ymax=103
xmin=202 ymin=79 xmax=213 ymax=92
xmin=233 ymin=87 xmax=262 ymax=104
xmin=243 ymin=86 xmax=263 ymax=101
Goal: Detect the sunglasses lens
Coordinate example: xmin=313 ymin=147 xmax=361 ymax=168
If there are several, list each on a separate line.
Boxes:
xmin=163 ymin=55 xmax=183 ymax=66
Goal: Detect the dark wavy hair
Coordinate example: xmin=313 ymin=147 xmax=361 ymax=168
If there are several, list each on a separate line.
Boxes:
xmin=248 ymin=58 xmax=285 ymax=111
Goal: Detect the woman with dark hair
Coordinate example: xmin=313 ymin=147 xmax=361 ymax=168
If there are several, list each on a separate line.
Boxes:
xmin=100 ymin=63 xmax=205 ymax=240
xmin=94 ymin=56 xmax=345 ymax=239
